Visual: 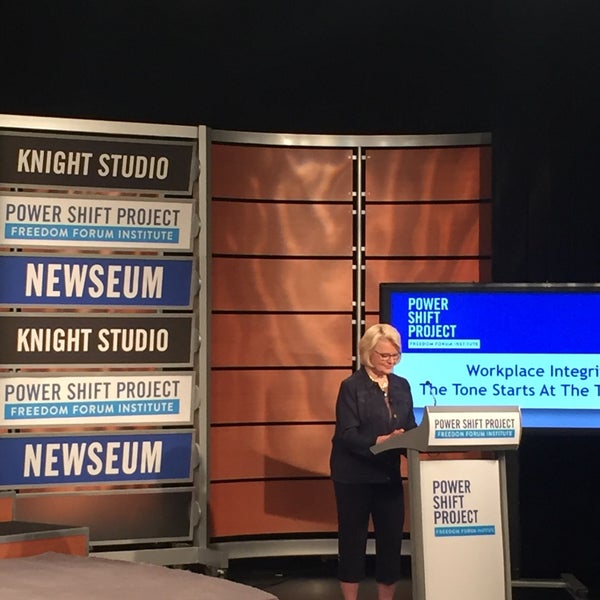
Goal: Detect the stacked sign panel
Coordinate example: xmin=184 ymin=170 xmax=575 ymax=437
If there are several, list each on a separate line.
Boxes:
xmin=0 ymin=118 xmax=199 ymax=544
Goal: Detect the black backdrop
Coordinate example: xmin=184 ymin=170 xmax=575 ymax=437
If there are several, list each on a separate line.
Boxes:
xmin=2 ymin=0 xmax=600 ymax=593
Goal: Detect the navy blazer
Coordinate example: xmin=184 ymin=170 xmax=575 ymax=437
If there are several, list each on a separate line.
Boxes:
xmin=330 ymin=367 xmax=417 ymax=483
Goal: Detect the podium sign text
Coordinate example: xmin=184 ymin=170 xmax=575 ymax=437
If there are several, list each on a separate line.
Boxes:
xmin=428 ymin=408 xmax=521 ymax=448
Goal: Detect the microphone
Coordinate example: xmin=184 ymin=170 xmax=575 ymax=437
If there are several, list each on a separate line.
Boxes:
xmin=424 ymin=380 xmax=437 ymax=406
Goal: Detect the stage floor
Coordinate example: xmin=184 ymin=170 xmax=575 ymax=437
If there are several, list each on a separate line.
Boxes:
xmin=0 ymin=552 xmax=277 ymax=600
xmin=226 ymin=556 xmax=594 ymax=600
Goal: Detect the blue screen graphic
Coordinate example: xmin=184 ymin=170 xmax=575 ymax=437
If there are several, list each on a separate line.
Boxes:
xmin=380 ymin=283 xmax=600 ymax=429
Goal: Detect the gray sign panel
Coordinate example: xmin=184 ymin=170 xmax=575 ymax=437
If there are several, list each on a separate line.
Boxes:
xmin=0 ymin=313 xmax=195 ymax=367
xmin=0 ymin=130 xmax=196 ymax=194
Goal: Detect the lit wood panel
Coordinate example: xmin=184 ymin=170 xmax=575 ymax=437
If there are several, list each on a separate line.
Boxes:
xmin=0 ymin=492 xmax=15 ymax=521
xmin=211 ymin=202 xmax=353 ymax=256
xmin=212 ymin=257 xmax=353 ymax=312
xmin=366 ymin=203 xmax=491 ymax=257
xmin=209 ymin=479 xmax=337 ymax=537
xmin=364 ymin=259 xmax=492 ymax=314
xmin=211 ymin=369 xmax=346 ymax=424
xmin=209 ymin=479 xmax=410 ymax=538
xmin=211 ymin=144 xmax=353 ymax=200
xmin=365 ymin=146 xmax=491 ymax=201
xmin=210 ymin=424 xmax=334 ymax=480
xmin=211 ymin=314 xmax=353 ymax=368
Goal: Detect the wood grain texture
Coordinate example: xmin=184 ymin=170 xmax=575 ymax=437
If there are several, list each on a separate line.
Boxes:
xmin=211 ymin=257 xmax=353 ymax=312
xmin=211 ymin=202 xmax=353 ymax=257
xmin=212 ymin=144 xmax=353 ymax=201
xmin=365 ymin=146 xmax=491 ymax=201
xmin=366 ymin=203 xmax=492 ymax=257
xmin=209 ymin=479 xmax=410 ymax=538
xmin=210 ymin=314 xmax=353 ymax=368
xmin=210 ymin=424 xmax=334 ymax=480
xmin=211 ymin=369 xmax=346 ymax=424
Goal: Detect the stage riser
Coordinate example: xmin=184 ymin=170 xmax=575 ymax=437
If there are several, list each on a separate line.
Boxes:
xmin=0 ymin=521 xmax=88 ymax=559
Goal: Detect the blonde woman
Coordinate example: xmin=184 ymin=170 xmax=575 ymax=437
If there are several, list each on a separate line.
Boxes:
xmin=330 ymin=323 xmax=417 ymax=600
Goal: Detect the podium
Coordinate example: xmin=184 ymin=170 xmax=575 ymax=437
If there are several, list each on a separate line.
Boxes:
xmin=371 ymin=405 xmax=521 ymax=600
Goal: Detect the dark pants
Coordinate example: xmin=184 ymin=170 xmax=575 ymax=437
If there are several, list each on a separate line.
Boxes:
xmin=333 ymin=480 xmax=405 ymax=585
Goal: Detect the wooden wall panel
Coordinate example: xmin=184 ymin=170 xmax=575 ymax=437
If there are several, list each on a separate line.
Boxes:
xmin=0 ymin=492 xmax=15 ymax=521
xmin=211 ymin=145 xmax=352 ymax=200
xmin=212 ymin=257 xmax=353 ymax=312
xmin=209 ymin=139 xmax=491 ymax=542
xmin=211 ymin=369 xmax=345 ymax=424
xmin=365 ymin=146 xmax=491 ymax=201
xmin=210 ymin=480 xmax=338 ymax=537
xmin=210 ymin=424 xmax=334 ymax=480
xmin=210 ymin=479 xmax=410 ymax=538
xmin=366 ymin=203 xmax=492 ymax=257
xmin=211 ymin=314 xmax=353 ymax=368
xmin=211 ymin=202 xmax=353 ymax=256
xmin=364 ymin=259 xmax=492 ymax=314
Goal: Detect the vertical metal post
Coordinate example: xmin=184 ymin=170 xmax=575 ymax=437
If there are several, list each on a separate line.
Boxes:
xmin=353 ymin=146 xmax=367 ymax=368
xmin=196 ymin=126 xmax=227 ymax=569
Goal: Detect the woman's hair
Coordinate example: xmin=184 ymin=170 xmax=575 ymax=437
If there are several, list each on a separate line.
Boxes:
xmin=359 ymin=323 xmax=402 ymax=367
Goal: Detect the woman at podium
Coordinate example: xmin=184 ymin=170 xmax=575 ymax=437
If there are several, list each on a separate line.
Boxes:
xmin=330 ymin=323 xmax=417 ymax=600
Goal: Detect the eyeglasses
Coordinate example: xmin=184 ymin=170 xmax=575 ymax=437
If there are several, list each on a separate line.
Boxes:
xmin=373 ymin=350 xmax=400 ymax=361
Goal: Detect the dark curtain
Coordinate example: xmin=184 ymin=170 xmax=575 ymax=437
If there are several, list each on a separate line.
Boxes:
xmin=491 ymin=3 xmax=600 ymax=592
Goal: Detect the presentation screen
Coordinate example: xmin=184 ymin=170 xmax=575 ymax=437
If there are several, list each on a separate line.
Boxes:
xmin=380 ymin=283 xmax=600 ymax=429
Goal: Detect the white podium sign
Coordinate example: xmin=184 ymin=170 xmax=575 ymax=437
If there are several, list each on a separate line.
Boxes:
xmin=428 ymin=409 xmax=521 ymax=448
xmin=420 ymin=459 xmax=505 ymax=600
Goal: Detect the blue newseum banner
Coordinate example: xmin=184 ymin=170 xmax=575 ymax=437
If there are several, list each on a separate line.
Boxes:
xmin=0 ymin=253 xmax=195 ymax=308
xmin=0 ymin=430 xmax=194 ymax=488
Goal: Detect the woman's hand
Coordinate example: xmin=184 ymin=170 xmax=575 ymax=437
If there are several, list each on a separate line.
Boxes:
xmin=376 ymin=428 xmax=405 ymax=444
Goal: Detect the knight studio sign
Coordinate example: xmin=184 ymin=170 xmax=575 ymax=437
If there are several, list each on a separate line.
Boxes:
xmin=0 ymin=314 xmax=195 ymax=367
xmin=0 ymin=130 xmax=196 ymax=193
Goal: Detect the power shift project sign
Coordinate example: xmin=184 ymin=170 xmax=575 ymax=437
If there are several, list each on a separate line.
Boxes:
xmin=0 ymin=373 xmax=194 ymax=427
xmin=0 ymin=195 xmax=195 ymax=250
